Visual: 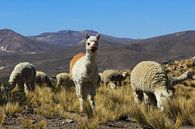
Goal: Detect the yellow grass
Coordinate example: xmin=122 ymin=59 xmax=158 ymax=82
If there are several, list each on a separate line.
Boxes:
xmin=0 ymin=109 xmax=5 ymax=128
xmin=22 ymin=117 xmax=47 ymax=129
xmin=0 ymin=80 xmax=195 ymax=129
xmin=3 ymin=102 xmax=22 ymax=116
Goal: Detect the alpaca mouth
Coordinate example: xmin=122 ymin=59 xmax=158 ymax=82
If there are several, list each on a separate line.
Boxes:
xmin=91 ymin=47 xmax=97 ymax=53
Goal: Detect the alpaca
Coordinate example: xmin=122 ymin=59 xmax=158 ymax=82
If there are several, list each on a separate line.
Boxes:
xmin=35 ymin=71 xmax=53 ymax=87
xmin=131 ymin=61 xmax=193 ymax=111
xmin=56 ymin=72 xmax=74 ymax=88
xmin=8 ymin=62 xmax=36 ymax=93
xmin=100 ymin=70 xmax=130 ymax=89
xmin=70 ymin=33 xmax=100 ymax=113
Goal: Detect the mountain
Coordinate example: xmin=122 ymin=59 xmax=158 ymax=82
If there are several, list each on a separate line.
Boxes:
xmin=0 ymin=29 xmax=46 ymax=54
xmin=29 ymin=30 xmax=135 ymax=46
xmin=127 ymin=30 xmax=195 ymax=63
xmin=0 ymin=29 xmax=195 ymax=82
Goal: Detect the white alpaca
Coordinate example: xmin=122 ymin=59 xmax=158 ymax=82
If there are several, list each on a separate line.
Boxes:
xmin=100 ymin=70 xmax=130 ymax=89
xmin=70 ymin=33 xmax=100 ymax=113
xmin=8 ymin=62 xmax=36 ymax=93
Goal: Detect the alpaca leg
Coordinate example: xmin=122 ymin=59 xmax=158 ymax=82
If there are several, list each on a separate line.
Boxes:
xmin=75 ymin=83 xmax=85 ymax=112
xmin=144 ymin=92 xmax=157 ymax=106
xmin=31 ymin=82 xmax=35 ymax=91
xmin=79 ymin=96 xmax=86 ymax=112
xmin=79 ymin=97 xmax=84 ymax=112
xmin=18 ymin=82 xmax=25 ymax=93
xmin=114 ymin=81 xmax=118 ymax=86
xmin=56 ymin=80 xmax=60 ymax=88
xmin=118 ymin=81 xmax=122 ymax=86
xmin=46 ymin=77 xmax=53 ymax=87
xmin=18 ymin=82 xmax=26 ymax=102
xmin=88 ymin=95 xmax=95 ymax=112
xmin=143 ymin=92 xmax=150 ymax=105
xmin=133 ymin=90 xmax=143 ymax=104
xmin=154 ymin=91 xmax=164 ymax=112
xmin=109 ymin=82 xmax=116 ymax=89
xmin=26 ymin=82 xmax=35 ymax=92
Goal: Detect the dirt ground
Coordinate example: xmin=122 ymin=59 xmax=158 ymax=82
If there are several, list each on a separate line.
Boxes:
xmin=2 ymin=113 xmax=143 ymax=129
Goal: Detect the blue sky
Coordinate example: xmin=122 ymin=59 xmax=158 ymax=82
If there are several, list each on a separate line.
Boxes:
xmin=0 ymin=0 xmax=195 ymax=38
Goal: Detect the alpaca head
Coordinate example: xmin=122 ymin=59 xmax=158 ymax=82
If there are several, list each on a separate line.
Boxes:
xmin=85 ymin=33 xmax=100 ymax=53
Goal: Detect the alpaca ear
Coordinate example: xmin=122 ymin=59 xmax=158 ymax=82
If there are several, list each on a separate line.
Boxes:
xmin=96 ymin=34 xmax=100 ymax=40
xmin=85 ymin=33 xmax=89 ymax=39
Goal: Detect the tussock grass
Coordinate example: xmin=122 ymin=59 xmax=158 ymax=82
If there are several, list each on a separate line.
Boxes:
xmin=164 ymin=85 xmax=195 ymax=126
xmin=95 ymin=84 xmax=133 ymax=123
xmin=0 ymin=109 xmax=5 ymax=128
xmin=22 ymin=117 xmax=34 ymax=128
xmin=3 ymin=102 xmax=21 ymax=116
xmin=22 ymin=117 xmax=47 ymax=129
xmin=0 ymin=81 xmax=195 ymax=129
xmin=130 ymin=104 xmax=175 ymax=129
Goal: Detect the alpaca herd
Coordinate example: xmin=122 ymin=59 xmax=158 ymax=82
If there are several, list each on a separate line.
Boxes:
xmin=0 ymin=33 xmax=194 ymax=115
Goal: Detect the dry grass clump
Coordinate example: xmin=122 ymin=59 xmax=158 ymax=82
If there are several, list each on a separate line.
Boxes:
xmin=164 ymin=86 xmax=195 ymax=126
xmin=22 ymin=117 xmax=47 ymax=129
xmin=2 ymin=102 xmax=22 ymax=116
xmin=26 ymin=86 xmax=79 ymax=117
xmin=52 ymin=88 xmax=80 ymax=112
xmin=95 ymin=84 xmax=133 ymax=123
xmin=129 ymin=103 xmax=176 ymax=129
xmin=0 ymin=109 xmax=5 ymax=128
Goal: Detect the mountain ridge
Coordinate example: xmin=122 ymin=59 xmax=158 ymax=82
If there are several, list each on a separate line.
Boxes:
xmin=0 ymin=28 xmax=195 ymax=82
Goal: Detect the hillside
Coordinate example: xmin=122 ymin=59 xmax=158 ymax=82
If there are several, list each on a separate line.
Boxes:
xmin=128 ymin=30 xmax=195 ymax=63
xmin=0 ymin=29 xmax=195 ymax=82
xmin=0 ymin=29 xmax=46 ymax=54
xmin=29 ymin=30 xmax=134 ymax=46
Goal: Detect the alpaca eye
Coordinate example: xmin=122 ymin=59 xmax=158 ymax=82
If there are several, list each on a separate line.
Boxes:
xmin=87 ymin=43 xmax=90 ymax=45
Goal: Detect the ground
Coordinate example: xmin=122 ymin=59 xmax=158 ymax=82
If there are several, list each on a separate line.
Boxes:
xmin=3 ymin=113 xmax=142 ymax=129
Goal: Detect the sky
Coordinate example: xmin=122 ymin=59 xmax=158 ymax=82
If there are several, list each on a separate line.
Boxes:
xmin=0 ymin=0 xmax=195 ymax=39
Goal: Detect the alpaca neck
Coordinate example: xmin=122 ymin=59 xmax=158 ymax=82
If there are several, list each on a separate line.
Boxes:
xmin=85 ymin=51 xmax=96 ymax=67
xmin=171 ymin=73 xmax=188 ymax=85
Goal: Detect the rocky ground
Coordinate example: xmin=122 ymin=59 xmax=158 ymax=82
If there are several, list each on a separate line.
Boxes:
xmin=2 ymin=113 xmax=143 ymax=129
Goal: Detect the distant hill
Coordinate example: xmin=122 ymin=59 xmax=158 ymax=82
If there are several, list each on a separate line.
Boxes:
xmin=29 ymin=30 xmax=135 ymax=46
xmin=0 ymin=29 xmax=195 ymax=82
xmin=0 ymin=29 xmax=45 ymax=54
xmin=127 ymin=30 xmax=195 ymax=64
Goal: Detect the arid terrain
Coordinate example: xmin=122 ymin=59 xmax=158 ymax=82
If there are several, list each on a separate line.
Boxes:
xmin=0 ymin=58 xmax=195 ymax=129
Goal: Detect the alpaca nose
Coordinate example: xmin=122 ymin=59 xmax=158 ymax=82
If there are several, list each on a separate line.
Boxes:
xmin=91 ymin=46 xmax=95 ymax=50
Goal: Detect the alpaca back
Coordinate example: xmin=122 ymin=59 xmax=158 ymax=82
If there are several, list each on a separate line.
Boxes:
xmin=69 ymin=52 xmax=85 ymax=78
xmin=131 ymin=61 xmax=168 ymax=92
xmin=9 ymin=62 xmax=36 ymax=84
